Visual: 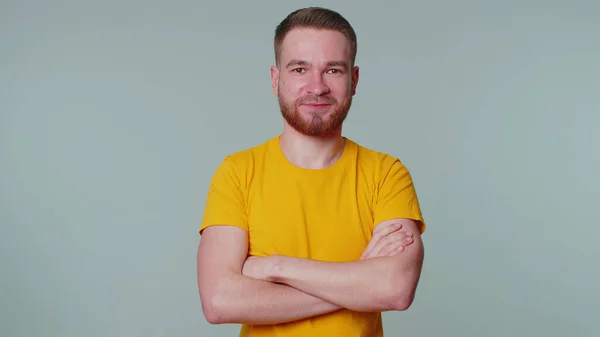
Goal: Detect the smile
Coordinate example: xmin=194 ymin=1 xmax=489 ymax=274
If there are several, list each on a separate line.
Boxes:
xmin=303 ymin=103 xmax=331 ymax=108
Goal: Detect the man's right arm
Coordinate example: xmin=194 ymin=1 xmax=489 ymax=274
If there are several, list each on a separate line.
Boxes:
xmin=197 ymin=225 xmax=341 ymax=325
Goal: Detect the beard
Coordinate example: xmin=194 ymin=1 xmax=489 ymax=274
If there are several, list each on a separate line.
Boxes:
xmin=278 ymin=93 xmax=352 ymax=137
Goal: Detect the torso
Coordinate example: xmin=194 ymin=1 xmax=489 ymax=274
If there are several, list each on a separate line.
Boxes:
xmin=237 ymin=136 xmax=384 ymax=337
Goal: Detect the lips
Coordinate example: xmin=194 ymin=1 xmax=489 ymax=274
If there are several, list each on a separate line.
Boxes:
xmin=297 ymin=96 xmax=335 ymax=109
xmin=303 ymin=103 xmax=330 ymax=107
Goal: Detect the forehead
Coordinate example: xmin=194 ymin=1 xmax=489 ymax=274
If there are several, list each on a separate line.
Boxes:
xmin=279 ymin=28 xmax=351 ymax=65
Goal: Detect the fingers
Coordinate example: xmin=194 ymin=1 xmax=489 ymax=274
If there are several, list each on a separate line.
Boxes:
xmin=364 ymin=231 xmax=414 ymax=259
xmin=371 ymin=231 xmax=413 ymax=257
xmin=361 ymin=223 xmax=403 ymax=259
xmin=378 ymin=240 xmax=406 ymax=256
xmin=372 ymin=222 xmax=403 ymax=238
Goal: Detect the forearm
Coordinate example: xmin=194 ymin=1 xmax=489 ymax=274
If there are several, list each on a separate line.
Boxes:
xmin=201 ymin=270 xmax=341 ymax=325
xmin=271 ymin=252 xmax=423 ymax=312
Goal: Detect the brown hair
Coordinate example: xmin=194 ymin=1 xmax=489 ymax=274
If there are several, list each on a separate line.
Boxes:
xmin=274 ymin=7 xmax=358 ymax=66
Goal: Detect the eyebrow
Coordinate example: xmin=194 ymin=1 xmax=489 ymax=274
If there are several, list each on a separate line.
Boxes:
xmin=285 ymin=59 xmax=349 ymax=69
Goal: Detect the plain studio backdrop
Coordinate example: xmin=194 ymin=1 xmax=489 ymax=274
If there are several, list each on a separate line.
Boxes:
xmin=1 ymin=0 xmax=598 ymax=336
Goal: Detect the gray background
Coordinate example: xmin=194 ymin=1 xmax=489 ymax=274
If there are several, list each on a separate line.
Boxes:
xmin=1 ymin=0 xmax=598 ymax=336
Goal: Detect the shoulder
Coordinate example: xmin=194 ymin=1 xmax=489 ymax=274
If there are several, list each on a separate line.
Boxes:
xmin=223 ymin=138 xmax=271 ymax=164
xmin=211 ymin=136 xmax=277 ymax=180
xmin=349 ymin=138 xmax=407 ymax=176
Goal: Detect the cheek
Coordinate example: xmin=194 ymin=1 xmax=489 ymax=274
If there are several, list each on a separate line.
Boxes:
xmin=328 ymin=81 xmax=352 ymax=96
xmin=281 ymin=79 xmax=305 ymax=95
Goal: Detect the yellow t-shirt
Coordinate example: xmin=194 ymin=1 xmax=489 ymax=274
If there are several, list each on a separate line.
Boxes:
xmin=199 ymin=135 xmax=426 ymax=337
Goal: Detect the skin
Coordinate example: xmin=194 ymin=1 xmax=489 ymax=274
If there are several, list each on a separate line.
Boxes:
xmin=198 ymin=223 xmax=413 ymax=324
xmin=241 ymin=219 xmax=423 ymax=312
xmin=197 ymin=27 xmax=423 ymax=325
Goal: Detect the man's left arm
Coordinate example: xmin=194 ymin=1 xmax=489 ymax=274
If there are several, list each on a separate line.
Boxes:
xmin=245 ymin=159 xmax=426 ymax=313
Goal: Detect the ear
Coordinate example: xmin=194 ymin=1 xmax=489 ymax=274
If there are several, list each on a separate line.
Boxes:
xmin=270 ymin=65 xmax=279 ymax=96
xmin=351 ymin=66 xmax=359 ymax=96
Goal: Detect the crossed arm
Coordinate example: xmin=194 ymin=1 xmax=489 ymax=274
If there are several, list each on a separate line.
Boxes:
xmin=196 ymin=218 xmax=424 ymax=325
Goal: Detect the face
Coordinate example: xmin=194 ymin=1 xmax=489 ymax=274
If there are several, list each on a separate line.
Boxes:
xmin=271 ymin=28 xmax=359 ymax=137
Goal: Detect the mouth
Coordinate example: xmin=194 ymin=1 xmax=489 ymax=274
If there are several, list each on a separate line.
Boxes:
xmin=302 ymin=103 xmax=331 ymax=109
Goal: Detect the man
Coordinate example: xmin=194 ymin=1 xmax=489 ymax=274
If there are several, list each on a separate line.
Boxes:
xmin=196 ymin=7 xmax=426 ymax=337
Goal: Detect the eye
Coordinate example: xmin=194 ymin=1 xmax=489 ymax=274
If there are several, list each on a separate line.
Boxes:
xmin=327 ymin=69 xmax=342 ymax=74
xmin=292 ymin=68 xmax=306 ymax=73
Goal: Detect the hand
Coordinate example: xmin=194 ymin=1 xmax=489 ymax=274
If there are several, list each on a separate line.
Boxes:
xmin=242 ymin=255 xmax=281 ymax=282
xmin=360 ymin=222 xmax=414 ymax=260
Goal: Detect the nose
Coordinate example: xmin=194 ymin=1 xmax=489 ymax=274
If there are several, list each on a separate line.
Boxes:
xmin=307 ymin=74 xmax=330 ymax=96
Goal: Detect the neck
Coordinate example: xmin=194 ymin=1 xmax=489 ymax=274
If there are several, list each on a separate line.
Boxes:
xmin=279 ymin=123 xmax=345 ymax=170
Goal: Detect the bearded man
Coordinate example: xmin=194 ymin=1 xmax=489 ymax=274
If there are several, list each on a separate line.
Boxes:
xmin=196 ymin=7 xmax=427 ymax=337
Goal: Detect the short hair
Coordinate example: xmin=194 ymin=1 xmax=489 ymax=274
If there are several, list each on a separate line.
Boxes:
xmin=274 ymin=7 xmax=358 ymax=66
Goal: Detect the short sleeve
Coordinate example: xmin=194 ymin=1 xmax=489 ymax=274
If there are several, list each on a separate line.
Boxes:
xmin=199 ymin=157 xmax=248 ymax=235
xmin=374 ymin=158 xmax=426 ymax=234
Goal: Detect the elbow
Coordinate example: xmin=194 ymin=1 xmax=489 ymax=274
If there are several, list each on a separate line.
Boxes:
xmin=385 ymin=247 xmax=424 ymax=311
xmin=201 ymin=293 xmax=231 ymax=325
xmin=388 ymin=290 xmax=416 ymax=311
xmin=379 ymin=285 xmax=416 ymax=311
xmin=382 ymin=278 xmax=418 ymax=311
xmin=204 ymin=309 xmax=223 ymax=325
xmin=203 ymin=306 xmax=225 ymax=325
xmin=198 ymin=272 xmax=244 ymax=324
